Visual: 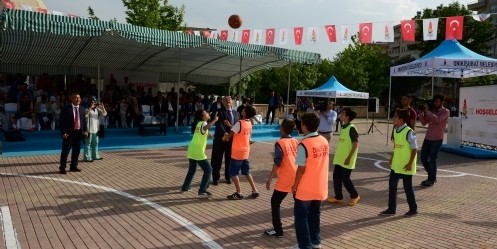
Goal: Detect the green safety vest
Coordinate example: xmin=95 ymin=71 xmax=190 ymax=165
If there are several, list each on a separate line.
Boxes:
xmin=392 ymin=126 xmax=417 ymax=175
xmin=187 ymin=121 xmax=208 ymax=160
xmin=333 ymin=124 xmax=358 ymax=169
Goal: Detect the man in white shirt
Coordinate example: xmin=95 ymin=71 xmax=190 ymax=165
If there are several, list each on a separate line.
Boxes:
xmin=317 ymin=101 xmax=337 ymax=142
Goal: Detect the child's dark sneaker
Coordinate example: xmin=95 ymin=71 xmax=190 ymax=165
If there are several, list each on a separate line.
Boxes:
xmin=403 ymin=210 xmax=418 ymax=218
xmin=263 ymin=229 xmax=283 ymax=237
xmin=379 ymin=209 xmax=396 ymax=216
xmin=181 ymin=188 xmax=191 ymax=192
xmin=198 ymin=191 xmax=212 ymax=198
xmin=227 ymin=192 xmax=244 ymax=200
xmin=250 ymin=192 xmax=259 ymax=198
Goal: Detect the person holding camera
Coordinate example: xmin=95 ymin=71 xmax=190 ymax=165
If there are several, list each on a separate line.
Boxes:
xmin=83 ymin=97 xmax=107 ymax=162
xmin=418 ymin=94 xmax=449 ymax=188
xmin=318 ymin=101 xmax=337 ymax=142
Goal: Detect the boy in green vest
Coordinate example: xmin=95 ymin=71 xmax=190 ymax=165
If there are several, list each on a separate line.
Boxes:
xmin=327 ymin=107 xmax=360 ymax=206
xmin=181 ymin=110 xmax=218 ymax=198
xmin=380 ymin=109 xmax=418 ymax=217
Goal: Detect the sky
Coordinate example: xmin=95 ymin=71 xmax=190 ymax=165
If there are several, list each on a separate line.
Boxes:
xmin=42 ymin=0 xmax=475 ymax=59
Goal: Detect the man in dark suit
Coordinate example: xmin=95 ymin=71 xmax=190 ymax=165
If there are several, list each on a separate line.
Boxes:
xmin=59 ymin=92 xmax=87 ymax=174
xmin=153 ymin=93 xmax=168 ymax=134
xmin=211 ymin=96 xmax=240 ymax=185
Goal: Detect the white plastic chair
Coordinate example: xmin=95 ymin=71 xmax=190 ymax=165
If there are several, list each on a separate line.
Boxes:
xmin=4 ymin=103 xmax=17 ymax=115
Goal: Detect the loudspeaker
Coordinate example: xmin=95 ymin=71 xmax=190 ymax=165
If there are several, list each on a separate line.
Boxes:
xmin=368 ymin=97 xmax=379 ymax=113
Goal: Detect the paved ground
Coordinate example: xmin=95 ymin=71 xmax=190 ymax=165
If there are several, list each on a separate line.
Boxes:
xmin=1 ymin=122 xmax=496 ymax=249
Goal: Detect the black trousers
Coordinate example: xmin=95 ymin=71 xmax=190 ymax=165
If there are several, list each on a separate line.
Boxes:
xmin=271 ymin=190 xmax=289 ymax=234
xmin=210 ymin=138 xmax=232 ymax=182
xmin=266 ymin=106 xmax=276 ymax=124
xmin=60 ymin=129 xmax=83 ymax=170
xmin=333 ymin=165 xmax=358 ymax=199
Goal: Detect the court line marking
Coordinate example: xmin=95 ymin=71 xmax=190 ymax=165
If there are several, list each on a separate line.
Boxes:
xmin=258 ymin=142 xmax=497 ymax=180
xmin=0 ymin=206 xmax=21 ymax=249
xmin=0 ymin=173 xmax=222 ymax=249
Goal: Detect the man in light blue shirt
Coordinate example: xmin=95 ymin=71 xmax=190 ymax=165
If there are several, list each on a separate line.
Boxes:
xmin=317 ymin=101 xmax=337 ymax=142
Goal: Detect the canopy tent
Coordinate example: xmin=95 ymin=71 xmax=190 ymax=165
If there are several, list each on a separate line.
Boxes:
xmin=0 ymin=8 xmax=321 ymax=86
xmin=390 ymin=40 xmax=497 ymax=79
xmin=296 ymin=76 xmax=369 ymax=99
xmin=387 ymin=39 xmax=497 ymax=144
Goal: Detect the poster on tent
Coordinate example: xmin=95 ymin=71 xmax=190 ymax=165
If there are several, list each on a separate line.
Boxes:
xmin=459 ymin=85 xmax=497 ymax=147
xmin=104 ymin=70 xmax=160 ymax=89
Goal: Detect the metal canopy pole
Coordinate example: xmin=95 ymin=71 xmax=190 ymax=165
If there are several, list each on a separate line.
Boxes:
xmin=386 ymin=76 xmax=392 ymax=146
xmin=175 ymin=49 xmax=182 ymax=132
xmin=97 ymin=36 xmax=102 ymax=102
xmin=238 ymin=56 xmax=243 ymax=100
xmin=286 ymin=63 xmax=292 ymax=112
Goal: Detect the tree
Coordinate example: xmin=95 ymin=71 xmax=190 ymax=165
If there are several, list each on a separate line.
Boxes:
xmin=122 ymin=0 xmax=185 ymax=31
xmin=331 ymin=36 xmax=391 ymax=99
xmin=87 ymin=6 xmax=99 ymax=20
xmin=412 ymin=2 xmax=496 ymax=56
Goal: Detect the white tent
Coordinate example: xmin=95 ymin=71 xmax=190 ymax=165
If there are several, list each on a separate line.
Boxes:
xmin=297 ymin=76 xmax=369 ymax=99
xmin=387 ymin=39 xmax=497 ymax=144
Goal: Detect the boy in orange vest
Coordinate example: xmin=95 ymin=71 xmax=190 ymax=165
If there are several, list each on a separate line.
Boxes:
xmin=222 ymin=106 xmax=259 ymax=200
xmin=264 ymin=119 xmax=299 ymax=237
xmin=292 ymin=113 xmax=329 ymax=249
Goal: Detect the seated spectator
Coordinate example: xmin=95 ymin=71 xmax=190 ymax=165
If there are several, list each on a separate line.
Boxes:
xmin=153 ymin=93 xmax=167 ymax=125
xmin=50 ymin=96 xmax=61 ymax=128
xmin=35 ymin=95 xmax=54 ymax=130
xmin=14 ymin=93 xmax=36 ymax=130
xmin=0 ymin=110 xmax=25 ymax=142
xmin=285 ymin=108 xmax=296 ymax=121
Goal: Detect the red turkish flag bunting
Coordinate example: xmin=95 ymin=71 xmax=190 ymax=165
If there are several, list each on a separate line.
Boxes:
xmin=37 ymin=8 xmax=48 ymax=14
xmin=241 ymin=30 xmax=250 ymax=44
xmin=293 ymin=27 xmax=304 ymax=45
xmin=202 ymin=30 xmax=211 ymax=38
xmin=324 ymin=25 xmax=337 ymax=43
xmin=266 ymin=28 xmax=275 ymax=45
xmin=400 ymin=20 xmax=416 ymax=41
xmin=359 ymin=23 xmax=372 ymax=43
xmin=220 ymin=30 xmax=228 ymax=41
xmin=2 ymin=0 xmax=15 ymax=9
xmin=446 ymin=16 xmax=464 ymax=40
xmin=185 ymin=29 xmax=193 ymax=35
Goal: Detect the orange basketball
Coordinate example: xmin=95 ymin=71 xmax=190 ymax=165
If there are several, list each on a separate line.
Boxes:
xmin=228 ymin=14 xmax=242 ymax=29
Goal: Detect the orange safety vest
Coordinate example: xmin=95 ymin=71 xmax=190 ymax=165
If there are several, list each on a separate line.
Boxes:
xmin=296 ymin=135 xmax=329 ymax=201
xmin=274 ymin=137 xmax=299 ymax=193
xmin=231 ymin=120 xmax=252 ymax=160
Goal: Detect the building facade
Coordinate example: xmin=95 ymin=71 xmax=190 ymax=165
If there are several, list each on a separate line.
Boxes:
xmin=468 ymin=0 xmax=497 ymax=57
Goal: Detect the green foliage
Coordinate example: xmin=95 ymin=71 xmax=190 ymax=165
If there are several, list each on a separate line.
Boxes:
xmin=413 ymin=2 xmax=496 ymax=56
xmin=122 ymin=0 xmax=185 ymax=31
xmin=87 ymin=6 xmax=99 ymax=20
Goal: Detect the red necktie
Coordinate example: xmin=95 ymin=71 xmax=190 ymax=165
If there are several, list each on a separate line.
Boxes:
xmin=74 ymin=107 xmax=80 ymax=130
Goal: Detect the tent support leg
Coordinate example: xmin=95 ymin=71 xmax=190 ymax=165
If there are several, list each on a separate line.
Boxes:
xmin=286 ymin=63 xmax=292 ymax=115
xmin=386 ymin=76 xmax=392 ymax=146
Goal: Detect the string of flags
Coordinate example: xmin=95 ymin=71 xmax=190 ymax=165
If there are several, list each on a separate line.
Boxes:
xmin=2 ymin=0 xmax=494 ymax=46
xmin=190 ymin=14 xmax=493 ymax=46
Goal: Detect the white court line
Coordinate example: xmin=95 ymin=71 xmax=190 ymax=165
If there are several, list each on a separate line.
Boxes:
xmin=0 ymin=173 xmax=222 ymax=249
xmin=359 ymin=156 xmax=497 ymax=181
xmin=0 ymin=206 xmax=21 ymax=249
xmin=257 ymin=143 xmax=497 ymax=180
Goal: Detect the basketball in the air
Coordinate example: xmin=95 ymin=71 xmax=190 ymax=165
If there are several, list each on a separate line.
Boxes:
xmin=228 ymin=15 xmax=242 ymax=29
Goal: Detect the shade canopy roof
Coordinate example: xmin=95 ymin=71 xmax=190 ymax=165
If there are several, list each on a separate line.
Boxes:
xmin=0 ymin=8 xmax=321 ymax=85
xmin=296 ymin=76 xmax=369 ymax=99
xmin=390 ymin=40 xmax=497 ymax=79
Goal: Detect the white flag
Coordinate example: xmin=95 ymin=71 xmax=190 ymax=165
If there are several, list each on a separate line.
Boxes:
xmin=193 ymin=30 xmax=201 ymax=36
xmin=374 ymin=22 xmax=394 ymax=43
xmin=231 ymin=30 xmax=239 ymax=42
xmin=423 ymin=18 xmax=438 ymax=41
xmin=341 ymin=25 xmax=350 ymax=44
xmin=51 ymin=11 xmax=64 ymax=16
xmin=472 ymin=14 xmax=491 ymax=22
xmin=21 ymin=4 xmax=33 ymax=11
xmin=210 ymin=31 xmax=219 ymax=39
xmin=253 ymin=29 xmax=262 ymax=45
xmin=279 ymin=29 xmax=289 ymax=45
xmin=307 ymin=27 xmax=319 ymax=43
